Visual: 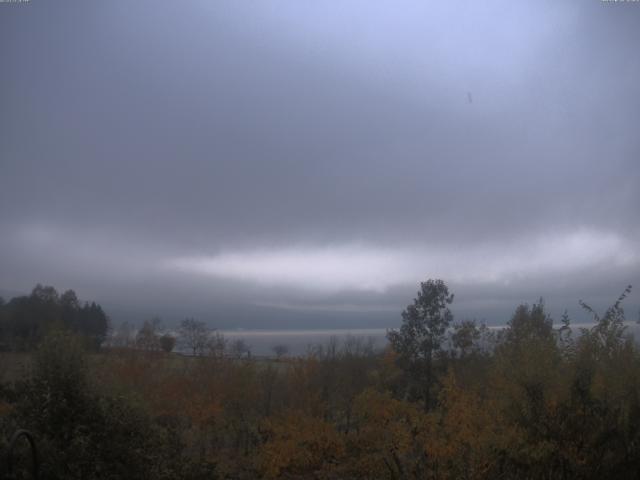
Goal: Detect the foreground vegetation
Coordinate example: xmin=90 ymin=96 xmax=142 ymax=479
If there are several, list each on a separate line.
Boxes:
xmin=1 ymin=281 xmax=640 ymax=479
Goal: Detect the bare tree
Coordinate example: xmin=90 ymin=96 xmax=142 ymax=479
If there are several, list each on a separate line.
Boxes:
xmin=207 ymin=331 xmax=227 ymax=359
xmin=230 ymin=338 xmax=251 ymax=359
xmin=179 ymin=318 xmax=210 ymax=356
xmin=136 ymin=317 xmax=162 ymax=351
xmin=272 ymin=344 xmax=289 ymax=359
xmin=111 ymin=321 xmax=134 ymax=348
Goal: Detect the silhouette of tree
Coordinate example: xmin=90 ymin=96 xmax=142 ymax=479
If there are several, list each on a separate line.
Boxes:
xmin=0 ymin=285 xmax=108 ymax=350
xmin=178 ymin=318 xmax=210 ymax=356
xmin=387 ymin=279 xmax=453 ymax=410
xmin=159 ymin=334 xmax=176 ymax=353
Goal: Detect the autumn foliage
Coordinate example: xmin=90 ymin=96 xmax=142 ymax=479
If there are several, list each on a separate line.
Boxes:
xmin=1 ymin=283 xmax=640 ymax=479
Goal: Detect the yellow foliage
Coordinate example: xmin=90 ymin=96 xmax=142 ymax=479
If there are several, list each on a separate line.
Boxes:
xmin=346 ymin=388 xmax=428 ymax=479
xmin=260 ymin=411 xmax=345 ymax=479
xmin=424 ymin=370 xmax=507 ymax=479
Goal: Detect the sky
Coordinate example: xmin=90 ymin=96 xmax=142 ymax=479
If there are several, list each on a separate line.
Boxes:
xmin=1 ymin=0 xmax=639 ymax=329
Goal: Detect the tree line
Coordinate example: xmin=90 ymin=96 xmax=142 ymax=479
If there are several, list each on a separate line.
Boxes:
xmin=109 ymin=316 xmax=253 ymax=359
xmin=1 ymin=279 xmax=640 ymax=479
xmin=0 ymin=286 xmax=249 ymax=358
xmin=0 ymin=285 xmax=109 ymax=351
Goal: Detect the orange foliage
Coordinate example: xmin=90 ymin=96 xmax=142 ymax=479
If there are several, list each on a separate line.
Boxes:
xmin=424 ymin=370 xmax=508 ymax=479
xmin=346 ymin=388 xmax=428 ymax=479
xmin=260 ymin=411 xmax=345 ymax=479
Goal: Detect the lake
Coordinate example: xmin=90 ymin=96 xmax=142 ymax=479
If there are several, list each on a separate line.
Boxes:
xmin=217 ymin=321 xmax=640 ymax=357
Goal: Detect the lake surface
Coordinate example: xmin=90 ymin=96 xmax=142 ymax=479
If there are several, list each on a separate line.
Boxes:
xmin=219 ymin=328 xmax=390 ymax=356
xmin=217 ymin=322 xmax=640 ymax=357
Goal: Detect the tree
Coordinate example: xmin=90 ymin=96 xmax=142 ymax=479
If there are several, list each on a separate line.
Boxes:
xmin=60 ymin=289 xmax=80 ymax=310
xmin=207 ymin=331 xmax=227 ymax=358
xmin=503 ymin=299 xmax=553 ymax=348
xmin=179 ymin=318 xmax=210 ymax=356
xmin=159 ymin=334 xmax=176 ymax=353
xmin=272 ymin=344 xmax=289 ymax=360
xmin=136 ymin=317 xmax=162 ymax=351
xmin=260 ymin=411 xmax=345 ymax=479
xmin=111 ymin=320 xmax=134 ymax=348
xmin=28 ymin=284 xmax=62 ymax=338
xmin=16 ymin=330 xmax=91 ymax=475
xmin=80 ymin=301 xmax=110 ymax=349
xmin=0 ymin=285 xmax=110 ymax=350
xmin=387 ymin=279 xmax=454 ymax=411
xmin=16 ymin=330 xmax=179 ymax=479
xmin=579 ymin=285 xmax=632 ymax=359
xmin=230 ymin=338 xmax=251 ymax=359
xmin=30 ymin=284 xmax=59 ymax=304
xmin=451 ymin=319 xmax=481 ymax=358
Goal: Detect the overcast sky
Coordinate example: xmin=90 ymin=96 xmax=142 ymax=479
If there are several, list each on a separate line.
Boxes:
xmin=1 ymin=0 xmax=639 ymax=328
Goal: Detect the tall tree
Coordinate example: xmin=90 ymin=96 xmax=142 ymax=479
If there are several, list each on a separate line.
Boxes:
xmin=387 ymin=279 xmax=454 ymax=410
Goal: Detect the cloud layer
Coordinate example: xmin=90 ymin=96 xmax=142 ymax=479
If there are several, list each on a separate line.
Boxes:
xmin=1 ymin=0 xmax=639 ymax=326
xmin=167 ymin=229 xmax=639 ymax=293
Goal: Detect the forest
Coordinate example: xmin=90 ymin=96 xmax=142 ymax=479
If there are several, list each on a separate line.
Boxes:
xmin=1 ymin=280 xmax=640 ymax=479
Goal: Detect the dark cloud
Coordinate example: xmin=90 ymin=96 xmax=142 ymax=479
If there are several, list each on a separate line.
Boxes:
xmin=1 ymin=0 xmax=639 ymax=327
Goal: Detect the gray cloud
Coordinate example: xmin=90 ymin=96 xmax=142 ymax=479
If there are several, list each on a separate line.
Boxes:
xmin=1 ymin=0 xmax=639 ymax=327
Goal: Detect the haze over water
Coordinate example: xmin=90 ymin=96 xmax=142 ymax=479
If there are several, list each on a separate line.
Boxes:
xmin=217 ymin=322 xmax=640 ymax=356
